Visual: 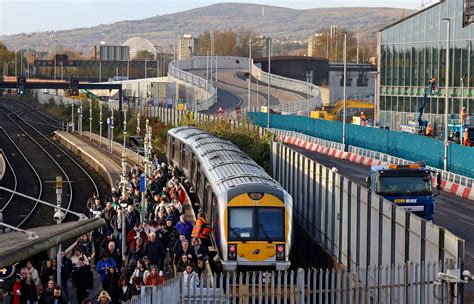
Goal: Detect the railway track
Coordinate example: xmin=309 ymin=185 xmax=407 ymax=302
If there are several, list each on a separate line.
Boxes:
xmin=0 ymin=127 xmax=43 ymax=227
xmin=0 ymin=98 xmax=108 ymax=228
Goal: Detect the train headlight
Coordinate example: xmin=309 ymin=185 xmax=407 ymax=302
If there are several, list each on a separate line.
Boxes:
xmin=276 ymin=244 xmax=285 ymax=261
xmin=228 ymin=244 xmax=237 ymax=260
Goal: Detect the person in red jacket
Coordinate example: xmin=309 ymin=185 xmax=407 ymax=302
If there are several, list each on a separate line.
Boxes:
xmin=127 ymin=223 xmax=148 ymax=251
xmin=144 ymin=266 xmax=164 ymax=286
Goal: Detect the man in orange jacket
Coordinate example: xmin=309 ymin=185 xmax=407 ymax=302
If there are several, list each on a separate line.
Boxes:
xmin=425 ymin=123 xmax=433 ymax=137
xmin=464 ymin=128 xmax=471 ymax=146
xmin=191 ymin=212 xmax=212 ymax=247
xmin=360 ymin=112 xmax=367 ymax=126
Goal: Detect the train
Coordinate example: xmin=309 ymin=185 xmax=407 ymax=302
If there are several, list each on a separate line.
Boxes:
xmin=167 ymin=126 xmax=293 ymax=271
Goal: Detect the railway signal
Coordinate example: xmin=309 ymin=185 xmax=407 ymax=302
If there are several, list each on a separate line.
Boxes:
xmin=17 ymin=77 xmax=26 ymax=95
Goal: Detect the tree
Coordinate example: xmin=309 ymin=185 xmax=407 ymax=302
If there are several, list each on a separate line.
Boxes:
xmin=0 ymin=41 xmax=16 ymax=77
xmin=133 ymin=50 xmax=156 ymax=60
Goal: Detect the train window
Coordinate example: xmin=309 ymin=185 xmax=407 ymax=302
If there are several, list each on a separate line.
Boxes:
xmin=256 ymin=208 xmax=284 ymax=241
xmin=228 ymin=208 xmax=254 ymax=240
xmin=227 ymin=207 xmax=285 ymax=241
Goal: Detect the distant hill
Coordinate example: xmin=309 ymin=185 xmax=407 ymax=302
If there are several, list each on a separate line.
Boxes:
xmin=0 ymin=3 xmax=415 ymax=53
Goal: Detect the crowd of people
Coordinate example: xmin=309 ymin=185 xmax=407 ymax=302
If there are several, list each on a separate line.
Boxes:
xmin=1 ymin=157 xmax=213 ymax=304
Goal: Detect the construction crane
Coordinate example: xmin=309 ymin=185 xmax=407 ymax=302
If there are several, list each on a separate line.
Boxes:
xmin=401 ymin=77 xmax=437 ymax=134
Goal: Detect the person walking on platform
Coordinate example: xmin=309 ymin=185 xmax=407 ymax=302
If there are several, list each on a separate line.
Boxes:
xmin=72 ymin=258 xmax=93 ymax=304
xmin=460 ymin=106 xmax=467 ymax=125
xmin=191 ymin=213 xmax=212 ymax=248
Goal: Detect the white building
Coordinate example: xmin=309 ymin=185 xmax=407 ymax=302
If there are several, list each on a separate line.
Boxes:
xmin=177 ymin=34 xmax=194 ymax=60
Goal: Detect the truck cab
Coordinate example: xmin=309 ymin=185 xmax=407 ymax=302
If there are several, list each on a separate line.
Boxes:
xmin=366 ymin=163 xmax=441 ymax=221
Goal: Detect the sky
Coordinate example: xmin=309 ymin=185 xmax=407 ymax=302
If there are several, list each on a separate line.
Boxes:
xmin=0 ymin=0 xmax=425 ymax=36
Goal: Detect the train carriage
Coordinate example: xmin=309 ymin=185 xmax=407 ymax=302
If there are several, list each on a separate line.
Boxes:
xmin=167 ymin=126 xmax=293 ymax=271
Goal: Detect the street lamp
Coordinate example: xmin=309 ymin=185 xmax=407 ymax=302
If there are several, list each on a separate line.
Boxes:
xmin=248 ymin=37 xmax=252 ymax=113
xmin=443 ymin=18 xmax=450 ymax=173
xmin=267 ymin=37 xmax=272 ymax=129
xmin=342 ymin=32 xmax=347 ymax=149
xmin=123 ymin=108 xmax=128 ymax=154
xmin=89 ymin=99 xmax=93 ymax=142
xmin=99 ymin=103 xmax=103 ymax=147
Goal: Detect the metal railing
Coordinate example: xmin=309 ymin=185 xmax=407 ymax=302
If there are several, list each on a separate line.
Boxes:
xmin=250 ymin=61 xmax=322 ymax=113
xmin=126 ymin=262 xmax=461 ymax=304
xmin=168 ymin=61 xmax=217 ymax=111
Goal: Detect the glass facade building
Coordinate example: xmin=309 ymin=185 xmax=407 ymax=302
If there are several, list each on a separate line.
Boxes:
xmin=379 ymin=0 xmax=474 ymax=130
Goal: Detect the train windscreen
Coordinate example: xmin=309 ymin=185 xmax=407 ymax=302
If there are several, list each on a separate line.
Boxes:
xmin=228 ymin=207 xmax=284 ymax=242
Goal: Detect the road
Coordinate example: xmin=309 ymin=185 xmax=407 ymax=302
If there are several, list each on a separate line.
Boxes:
xmin=187 ymin=68 xmax=305 ymax=111
xmin=284 ymin=143 xmax=474 ymax=300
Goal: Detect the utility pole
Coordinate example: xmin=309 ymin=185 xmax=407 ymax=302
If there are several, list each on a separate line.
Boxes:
xmin=71 ymin=103 xmax=75 ymax=132
xmin=54 ymin=176 xmax=64 ymax=288
xmin=136 ymin=113 xmax=141 ymax=165
xmin=79 ymin=100 xmax=83 ymax=136
xmin=110 ymin=110 xmax=114 ymax=153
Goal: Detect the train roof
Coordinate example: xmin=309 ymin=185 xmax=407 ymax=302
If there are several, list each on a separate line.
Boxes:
xmin=168 ymin=126 xmax=285 ymax=200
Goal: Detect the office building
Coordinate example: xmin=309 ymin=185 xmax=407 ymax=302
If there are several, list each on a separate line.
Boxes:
xmin=378 ymin=0 xmax=474 ymax=130
xmin=177 ymin=34 xmax=195 ymax=60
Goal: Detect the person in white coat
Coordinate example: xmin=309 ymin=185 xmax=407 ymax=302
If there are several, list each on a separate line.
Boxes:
xmin=182 ymin=264 xmax=199 ymax=288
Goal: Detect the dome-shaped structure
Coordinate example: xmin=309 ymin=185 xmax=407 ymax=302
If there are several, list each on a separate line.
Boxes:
xmin=122 ymin=37 xmax=156 ymax=60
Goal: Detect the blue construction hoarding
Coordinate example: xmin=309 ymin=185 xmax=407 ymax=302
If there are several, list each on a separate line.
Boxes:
xmin=248 ymin=112 xmax=474 ymax=178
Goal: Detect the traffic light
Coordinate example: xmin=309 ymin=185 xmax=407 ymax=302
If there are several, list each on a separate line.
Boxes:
xmin=70 ymin=78 xmax=79 ymax=96
xmin=17 ymin=77 xmax=26 ymax=95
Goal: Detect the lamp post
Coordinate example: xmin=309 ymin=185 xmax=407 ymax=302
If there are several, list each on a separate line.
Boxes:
xmin=54 ymin=176 xmax=64 ymax=287
xmin=248 ymin=37 xmax=252 ymax=113
xmin=136 ymin=113 xmax=141 ymax=165
xmin=267 ymin=37 xmax=272 ymax=129
xmin=79 ymin=100 xmax=83 ymax=136
xmin=110 ymin=110 xmax=115 ymax=153
xmin=89 ymin=99 xmax=93 ymax=142
xmin=99 ymin=103 xmax=103 ymax=147
xmin=342 ymin=32 xmax=347 ymax=149
xmin=120 ymin=155 xmax=128 ymax=262
xmin=374 ymin=71 xmax=380 ymax=124
xmin=443 ymin=18 xmax=450 ymax=173
xmin=123 ymin=108 xmax=128 ymax=154
xmin=71 ymin=103 xmax=75 ymax=132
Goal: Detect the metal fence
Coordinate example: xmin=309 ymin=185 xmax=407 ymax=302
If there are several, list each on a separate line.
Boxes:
xmin=272 ymin=142 xmax=464 ymax=269
xmin=126 ymin=262 xmax=462 ymax=304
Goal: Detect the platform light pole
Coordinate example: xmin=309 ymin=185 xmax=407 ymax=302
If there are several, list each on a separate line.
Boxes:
xmin=53 ymin=176 xmax=64 ymax=287
xmin=99 ymin=103 xmax=103 ymax=147
xmin=71 ymin=103 xmax=75 ymax=132
xmin=120 ymin=155 xmax=128 ymax=262
xmin=443 ymin=18 xmax=450 ymax=173
xmin=89 ymin=99 xmax=93 ymax=142
xmin=136 ymin=113 xmax=141 ymax=165
xmin=248 ymin=37 xmax=252 ymax=113
xmin=267 ymin=37 xmax=272 ymax=129
xmin=79 ymin=100 xmax=83 ymax=136
xmin=123 ymin=108 xmax=127 ymax=154
xmin=342 ymin=32 xmax=347 ymax=149
xmin=110 ymin=110 xmax=115 ymax=153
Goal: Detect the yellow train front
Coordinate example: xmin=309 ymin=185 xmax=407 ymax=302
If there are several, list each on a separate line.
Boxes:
xmin=167 ymin=126 xmax=293 ymax=271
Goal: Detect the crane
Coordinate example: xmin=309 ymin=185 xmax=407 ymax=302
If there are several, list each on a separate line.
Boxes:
xmin=417 ymin=77 xmax=437 ymax=131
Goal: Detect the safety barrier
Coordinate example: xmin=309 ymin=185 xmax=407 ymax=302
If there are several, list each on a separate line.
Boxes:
xmin=272 ymin=142 xmax=464 ymax=269
xmin=126 ymin=263 xmax=461 ymax=304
